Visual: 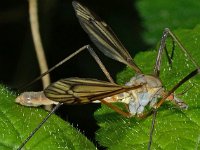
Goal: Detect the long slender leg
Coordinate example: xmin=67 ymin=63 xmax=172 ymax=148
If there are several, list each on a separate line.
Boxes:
xmin=19 ymin=45 xmax=114 ymax=90
xmin=156 ymin=68 xmax=200 ymax=108
xmin=148 ymin=109 xmax=157 ymax=150
xmin=101 ymin=100 xmax=132 ymax=118
xmin=153 ymin=29 xmax=169 ymax=77
xmin=153 ymin=28 xmax=199 ymax=77
xmin=86 ymin=45 xmax=114 ymax=83
xmin=167 ymin=29 xmax=199 ymax=68
xmin=19 ymin=45 xmax=88 ymax=90
xmin=17 ymin=103 xmax=63 ymax=150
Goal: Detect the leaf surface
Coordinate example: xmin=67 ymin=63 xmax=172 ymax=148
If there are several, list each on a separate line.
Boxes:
xmin=0 ymin=86 xmax=96 ymax=150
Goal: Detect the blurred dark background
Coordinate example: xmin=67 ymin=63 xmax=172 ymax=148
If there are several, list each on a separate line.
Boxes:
xmin=0 ymin=0 xmax=147 ymax=148
xmin=0 ymin=0 xmax=147 ymax=88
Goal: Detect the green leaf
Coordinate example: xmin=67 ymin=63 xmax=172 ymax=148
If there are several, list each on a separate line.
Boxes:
xmin=136 ymin=0 xmax=200 ymax=45
xmin=95 ymin=25 xmax=200 ymax=149
xmin=0 ymin=85 xmax=96 ymax=150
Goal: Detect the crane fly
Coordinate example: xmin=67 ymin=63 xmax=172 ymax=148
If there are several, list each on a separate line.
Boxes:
xmin=16 ymin=1 xmax=200 ymax=149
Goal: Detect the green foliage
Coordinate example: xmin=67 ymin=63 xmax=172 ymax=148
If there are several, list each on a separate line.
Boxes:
xmin=95 ymin=26 xmax=200 ymax=149
xmin=0 ymin=85 xmax=96 ymax=150
xmin=136 ymin=0 xmax=200 ymax=45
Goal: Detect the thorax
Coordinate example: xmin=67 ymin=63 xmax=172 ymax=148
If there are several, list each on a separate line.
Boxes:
xmin=104 ymin=74 xmax=164 ymax=115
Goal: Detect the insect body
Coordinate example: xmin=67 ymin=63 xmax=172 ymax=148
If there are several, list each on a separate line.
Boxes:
xmin=123 ymin=74 xmax=164 ymax=115
xmin=16 ymin=91 xmax=58 ymax=107
xmin=43 ymin=74 xmax=165 ymax=117
xmin=17 ymin=74 xmax=187 ymax=117
xmin=44 ymin=75 xmax=163 ymax=116
xmin=16 ymin=74 xmax=170 ymax=117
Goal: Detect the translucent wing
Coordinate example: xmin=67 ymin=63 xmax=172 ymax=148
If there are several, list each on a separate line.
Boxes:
xmin=72 ymin=1 xmax=142 ymax=74
xmin=44 ymin=77 xmax=140 ymax=104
